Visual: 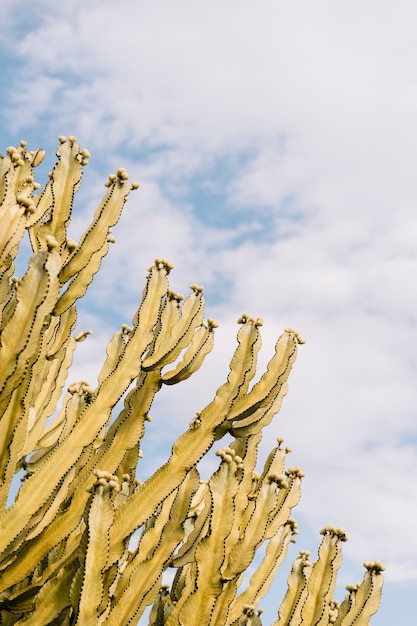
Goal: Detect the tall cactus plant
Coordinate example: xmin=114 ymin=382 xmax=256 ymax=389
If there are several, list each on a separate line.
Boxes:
xmin=0 ymin=138 xmax=384 ymax=625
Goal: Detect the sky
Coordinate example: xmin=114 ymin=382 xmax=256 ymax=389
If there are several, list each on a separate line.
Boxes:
xmin=1 ymin=1 xmax=417 ymax=623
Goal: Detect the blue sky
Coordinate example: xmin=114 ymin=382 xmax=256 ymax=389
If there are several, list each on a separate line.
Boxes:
xmin=1 ymin=1 xmax=417 ymax=623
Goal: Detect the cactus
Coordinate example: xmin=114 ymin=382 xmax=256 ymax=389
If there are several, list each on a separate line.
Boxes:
xmin=0 ymin=138 xmax=384 ymax=624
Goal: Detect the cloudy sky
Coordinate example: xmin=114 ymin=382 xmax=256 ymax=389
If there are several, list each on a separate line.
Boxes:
xmin=1 ymin=1 xmax=416 ymax=623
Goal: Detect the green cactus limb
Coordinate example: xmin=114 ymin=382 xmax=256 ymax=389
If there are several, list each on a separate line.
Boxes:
xmin=223 ymin=475 xmax=284 ymax=581
xmin=53 ymin=180 xmax=134 ymax=316
xmin=24 ymin=383 xmax=88 ymax=474
xmin=1 ymin=145 xmax=44 ymax=262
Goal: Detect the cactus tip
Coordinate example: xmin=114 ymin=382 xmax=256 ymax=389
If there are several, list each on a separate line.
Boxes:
xmin=285 ymin=327 xmax=306 ymax=344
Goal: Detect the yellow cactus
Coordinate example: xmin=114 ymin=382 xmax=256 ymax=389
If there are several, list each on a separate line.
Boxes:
xmin=0 ymin=139 xmax=384 ymax=624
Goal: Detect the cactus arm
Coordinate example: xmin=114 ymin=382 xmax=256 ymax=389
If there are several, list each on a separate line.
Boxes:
xmin=273 ymin=551 xmax=312 ymax=625
xmin=75 ymin=477 xmax=115 ymax=626
xmin=13 ymin=559 xmax=77 ymax=625
xmin=0 ymin=367 xmax=158 ymax=591
xmin=238 ymin=442 xmax=287 ymax=538
xmin=102 ymin=470 xmax=199 ymax=626
xmin=43 ymin=140 xmax=83 ymax=251
xmin=150 ymin=288 xmax=185 ymax=346
xmin=0 ymin=254 xmax=16 ymax=326
xmin=134 ymin=492 xmax=179 ymax=565
xmin=221 ymin=473 xmax=289 ymax=582
xmin=69 ymin=370 xmax=160 ymax=500
xmin=210 ymin=579 xmax=241 ymax=626
xmin=53 ymin=243 xmax=113 ymax=316
xmin=106 ymin=319 xmax=264 ymax=566
xmin=228 ymin=521 xmax=296 ymax=622
xmin=94 ymin=262 xmax=169 ymax=389
xmin=0 ymin=497 xmax=86 ymax=594
xmin=27 ymin=138 xmax=82 ymax=255
xmin=221 ymin=449 xmax=302 ymax=586
xmin=225 ymin=433 xmax=262 ymax=554
xmin=142 ymin=286 xmax=205 ymax=371
xmin=334 ymin=562 xmax=385 ymax=625
xmin=226 ymin=329 xmax=302 ymax=425
xmin=24 ymin=385 xmax=87 ymax=473
xmin=0 ymin=155 xmax=26 ymax=268
xmin=27 ymin=179 xmax=53 ymax=253
xmin=169 ymin=485 xmax=211 ymax=569
xmin=229 ymin=380 xmax=289 ymax=439
xmin=57 ymin=175 xmax=131 ymax=285
xmin=299 ymin=527 xmax=347 ymax=625
xmin=19 ymin=309 xmax=77 ymax=459
xmin=23 ymin=335 xmax=76 ymax=456
xmin=0 ymin=200 xmax=25 ymax=273
xmin=172 ymin=450 xmax=240 ymax=625
xmin=0 ymin=246 xmax=61 ymax=417
xmin=0 ymin=265 xmax=168 ymax=555
xmin=161 ymin=320 xmax=216 ymax=385
xmin=97 ymin=329 xmax=130 ymax=386
xmin=169 ymin=562 xmax=194 ymax=608
xmin=0 ymin=394 xmax=28 ymax=511
xmin=53 ymin=175 xmax=134 ymax=316
xmin=44 ymin=305 xmax=77 ymax=361
xmin=148 ymin=586 xmax=175 ymax=625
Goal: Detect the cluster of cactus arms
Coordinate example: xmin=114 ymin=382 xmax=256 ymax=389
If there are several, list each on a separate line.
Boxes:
xmin=0 ymin=138 xmax=384 ymax=625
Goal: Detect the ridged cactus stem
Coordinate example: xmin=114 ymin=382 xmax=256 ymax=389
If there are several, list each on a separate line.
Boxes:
xmin=0 ymin=139 xmax=384 ymax=625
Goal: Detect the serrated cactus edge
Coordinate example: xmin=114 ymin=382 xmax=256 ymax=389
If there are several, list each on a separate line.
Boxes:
xmin=0 ymin=138 xmax=384 ymax=625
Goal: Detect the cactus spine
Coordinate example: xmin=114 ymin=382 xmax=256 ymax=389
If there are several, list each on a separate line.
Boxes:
xmin=0 ymin=139 xmax=384 ymax=624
